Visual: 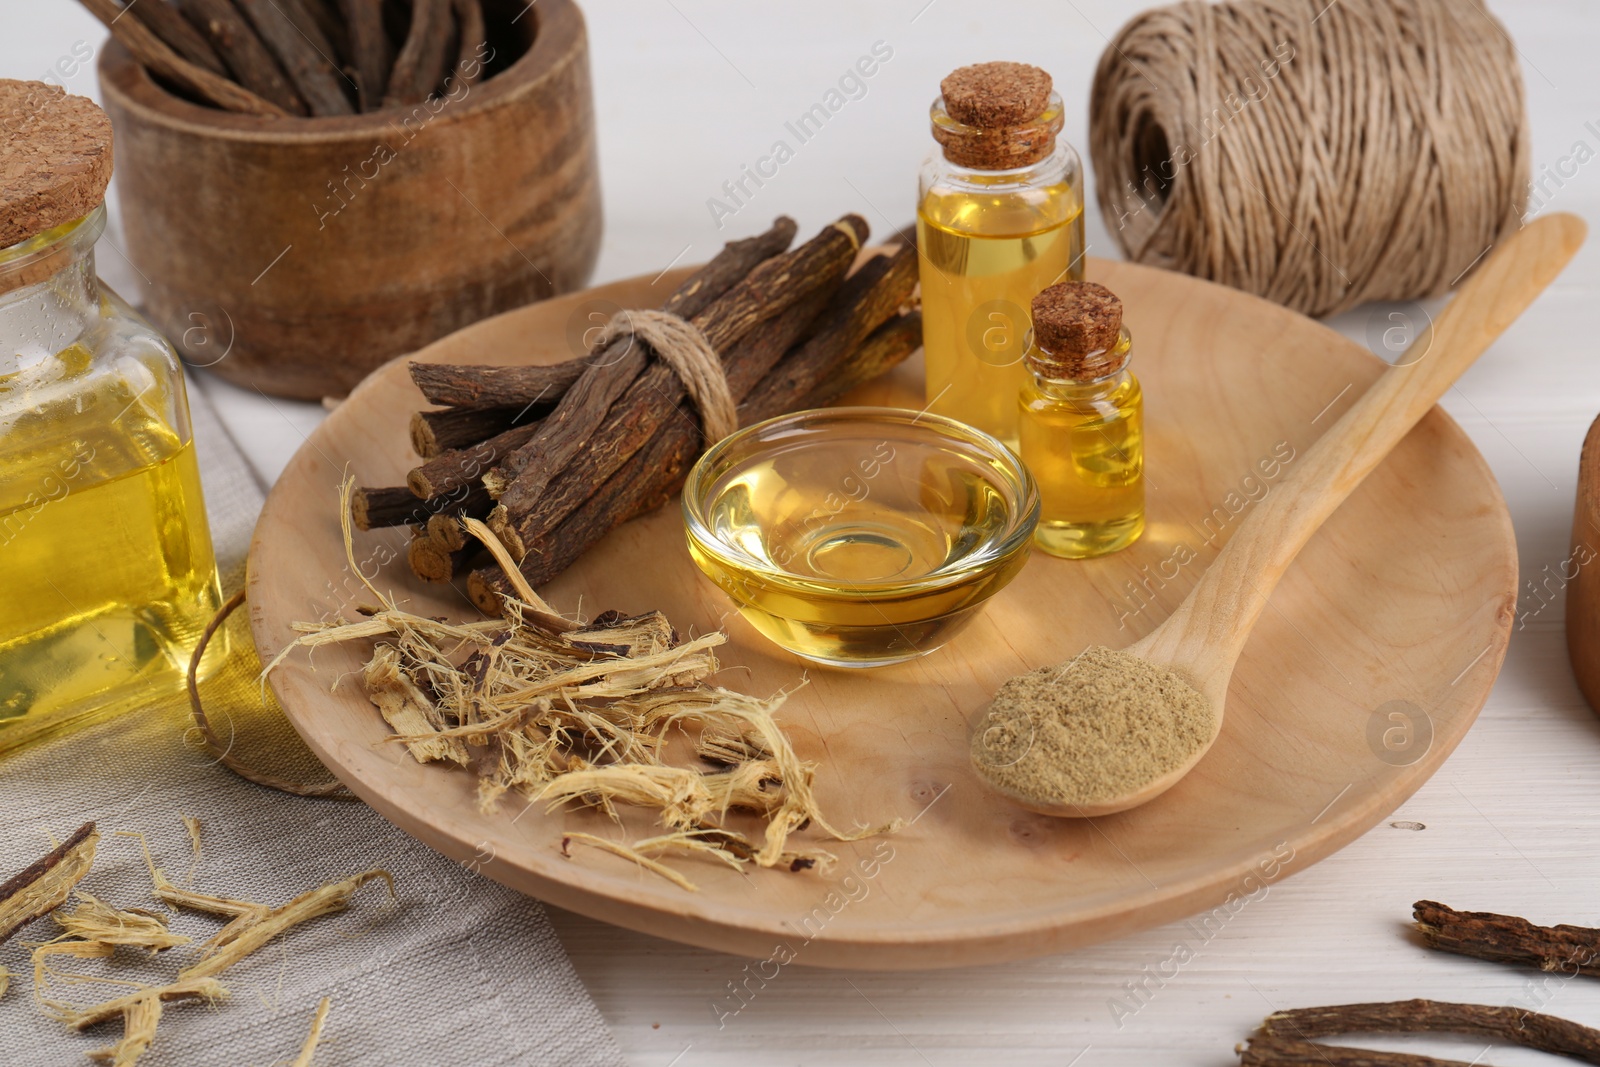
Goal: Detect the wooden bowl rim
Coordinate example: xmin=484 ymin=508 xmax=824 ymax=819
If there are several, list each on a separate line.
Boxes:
xmin=96 ymin=0 xmax=584 ymax=143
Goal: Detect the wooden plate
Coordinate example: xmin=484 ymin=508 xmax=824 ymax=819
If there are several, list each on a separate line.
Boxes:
xmin=249 ymin=257 xmax=1516 ymax=969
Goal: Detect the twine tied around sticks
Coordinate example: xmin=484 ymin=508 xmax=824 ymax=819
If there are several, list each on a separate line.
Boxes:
xmin=596 ymin=309 xmax=738 ymax=443
xmin=1088 ymin=0 xmax=1530 ymax=318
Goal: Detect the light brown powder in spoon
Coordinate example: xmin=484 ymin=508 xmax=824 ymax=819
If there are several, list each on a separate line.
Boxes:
xmin=970 ymin=646 xmax=1214 ymax=808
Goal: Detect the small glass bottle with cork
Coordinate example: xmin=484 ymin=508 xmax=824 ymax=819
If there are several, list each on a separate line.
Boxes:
xmin=0 ymin=80 xmax=224 ymax=751
xmin=1019 ymin=281 xmax=1144 ymax=558
xmin=917 ymin=61 xmax=1086 ymax=448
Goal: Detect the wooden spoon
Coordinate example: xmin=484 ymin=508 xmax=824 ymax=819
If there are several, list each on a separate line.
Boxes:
xmin=973 ymin=212 xmax=1587 ymax=817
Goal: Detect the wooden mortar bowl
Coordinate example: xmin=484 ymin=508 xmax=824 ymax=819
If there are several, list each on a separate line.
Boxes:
xmin=98 ymin=0 xmax=601 ymax=400
xmin=1568 ymin=411 xmax=1600 ymax=710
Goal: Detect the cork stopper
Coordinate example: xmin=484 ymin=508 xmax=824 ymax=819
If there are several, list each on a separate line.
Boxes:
xmin=933 ymin=62 xmax=1061 ymax=170
xmin=0 ymin=80 xmax=113 ymax=250
xmin=1029 ymin=282 xmax=1127 ymax=379
xmin=940 ymin=63 xmax=1052 ymax=128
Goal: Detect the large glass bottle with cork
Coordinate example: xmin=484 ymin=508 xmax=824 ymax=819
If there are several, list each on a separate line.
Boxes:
xmin=0 ymin=80 xmax=224 ymax=750
xmin=917 ymin=61 xmax=1086 ymax=448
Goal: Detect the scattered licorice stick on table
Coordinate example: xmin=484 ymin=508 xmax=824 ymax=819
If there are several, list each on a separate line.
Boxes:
xmin=1414 ymin=899 xmax=1600 ymax=975
xmin=1239 ymin=1036 xmax=1492 ymax=1066
xmin=1261 ymin=1000 xmax=1600 ymax=1064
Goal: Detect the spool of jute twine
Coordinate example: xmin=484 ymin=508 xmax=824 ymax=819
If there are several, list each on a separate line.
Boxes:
xmin=1088 ymin=0 xmax=1530 ymax=318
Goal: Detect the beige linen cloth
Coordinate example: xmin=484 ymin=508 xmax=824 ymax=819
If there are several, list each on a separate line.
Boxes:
xmin=0 ymin=381 xmax=624 ymax=1066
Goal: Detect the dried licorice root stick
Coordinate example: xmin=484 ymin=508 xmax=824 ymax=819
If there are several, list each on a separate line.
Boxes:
xmin=409 ymin=360 xmax=585 ymax=408
xmin=75 ymin=0 xmax=289 ymax=117
xmin=124 ymin=0 xmax=229 ymax=75
xmin=1239 ymin=1036 xmax=1489 ymax=1066
xmin=235 ymin=0 xmax=355 ymax=115
xmin=805 ymin=310 xmax=923 ymax=407
xmin=337 ymin=0 xmax=389 ymax=110
xmin=741 ymin=241 xmax=918 ymax=421
xmin=483 ymin=216 xmax=803 ymax=509
xmin=1414 ymin=899 xmax=1600 ymax=975
xmin=383 ymin=0 xmax=451 ymax=105
xmin=408 ymin=422 xmax=540 ymax=499
xmin=0 ymin=822 xmax=98 ymax=943
xmin=292 ymin=0 xmax=349 ymax=60
xmin=408 ymin=525 xmax=479 ymax=583
xmin=411 ymin=404 xmax=545 ymax=458
xmin=1261 ymin=1000 xmax=1600 ymax=1063
xmin=177 ymin=0 xmax=309 ymax=115
xmin=349 ymin=482 xmax=491 ymax=530
xmin=450 ymin=0 xmax=486 ymax=86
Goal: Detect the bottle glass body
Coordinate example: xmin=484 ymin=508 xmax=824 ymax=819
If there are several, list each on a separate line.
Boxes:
xmin=917 ymin=96 xmax=1086 ymax=448
xmin=1018 ymin=329 xmax=1144 ymax=558
xmin=0 ymin=206 xmax=224 ymax=751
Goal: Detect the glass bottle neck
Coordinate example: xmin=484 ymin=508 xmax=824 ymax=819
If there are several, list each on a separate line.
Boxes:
xmin=1025 ymin=326 xmax=1133 ymax=388
xmin=0 ymin=206 xmax=103 ymax=372
xmin=930 ymin=91 xmax=1066 ymax=171
xmin=1027 ymin=369 xmax=1134 ymax=400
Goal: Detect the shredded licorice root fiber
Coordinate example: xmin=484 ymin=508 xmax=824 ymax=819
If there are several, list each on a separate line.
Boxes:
xmin=291 ymin=997 xmax=332 ymax=1067
xmin=0 ymin=822 xmax=98 ymax=944
xmin=2 ymin=819 xmax=371 ymax=1067
xmin=270 ymin=480 xmax=899 ymax=890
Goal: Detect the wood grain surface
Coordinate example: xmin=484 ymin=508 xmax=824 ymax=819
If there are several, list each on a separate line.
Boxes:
xmin=247 ymin=256 xmax=1517 ymax=969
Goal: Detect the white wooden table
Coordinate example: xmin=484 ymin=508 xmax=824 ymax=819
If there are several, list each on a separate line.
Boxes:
xmin=10 ymin=2 xmax=1600 ymax=1063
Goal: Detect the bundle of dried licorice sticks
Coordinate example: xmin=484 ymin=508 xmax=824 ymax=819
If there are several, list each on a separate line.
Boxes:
xmin=349 ymin=213 xmax=922 ymax=605
xmin=73 ymin=0 xmax=488 ymax=117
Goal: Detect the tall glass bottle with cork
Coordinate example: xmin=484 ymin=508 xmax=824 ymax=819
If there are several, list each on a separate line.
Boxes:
xmin=1019 ymin=281 xmax=1144 ymax=558
xmin=918 ymin=61 xmax=1086 ymax=448
xmin=0 ymin=81 xmax=224 ymax=751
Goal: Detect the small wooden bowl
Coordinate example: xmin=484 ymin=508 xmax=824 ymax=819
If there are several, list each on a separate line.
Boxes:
xmin=1567 ymin=412 xmax=1600 ymax=709
xmin=98 ymin=0 xmax=601 ymax=400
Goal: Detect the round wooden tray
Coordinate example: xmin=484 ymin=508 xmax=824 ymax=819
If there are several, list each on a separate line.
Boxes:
xmin=249 ymin=256 xmax=1516 ymax=969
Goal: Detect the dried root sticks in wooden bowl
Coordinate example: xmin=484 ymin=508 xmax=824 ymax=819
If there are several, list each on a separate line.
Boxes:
xmin=75 ymin=0 xmax=493 ymax=117
xmin=349 ymin=214 xmax=923 ymax=598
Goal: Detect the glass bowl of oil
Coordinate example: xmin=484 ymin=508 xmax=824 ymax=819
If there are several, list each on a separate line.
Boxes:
xmin=682 ymin=407 xmax=1040 ymax=668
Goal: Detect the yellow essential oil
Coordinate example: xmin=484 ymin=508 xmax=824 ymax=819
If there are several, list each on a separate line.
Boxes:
xmin=684 ymin=412 xmax=1034 ymax=668
xmin=1018 ymin=282 xmax=1144 ymax=558
xmin=1 ymin=93 xmax=224 ymax=752
xmin=917 ymin=62 xmax=1086 ymax=447
xmin=0 ymin=362 xmax=224 ymax=739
